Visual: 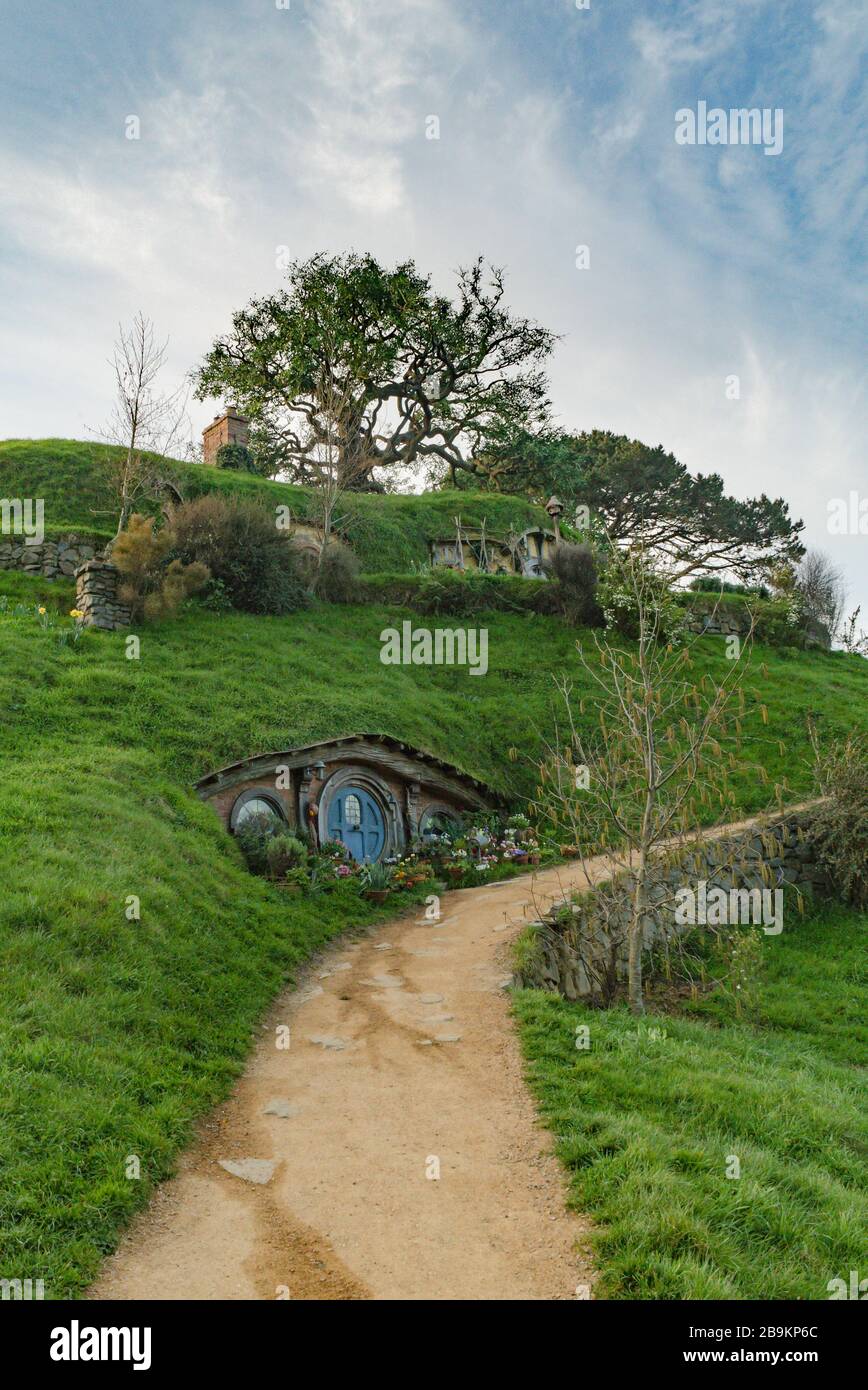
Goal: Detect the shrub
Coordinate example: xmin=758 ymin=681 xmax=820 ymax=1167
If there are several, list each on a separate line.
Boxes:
xmin=168 ymin=494 xmax=309 ymax=615
xmin=359 ymin=570 xmax=563 ymax=619
xmin=265 ymin=834 xmax=309 ymax=878
xmin=215 ymin=442 xmax=255 ymax=471
xmin=235 ymin=809 xmax=283 ymax=873
xmin=112 ymin=514 xmax=210 ymax=622
xmin=750 ymin=601 xmax=805 ymax=649
xmin=547 ymin=543 xmax=603 ymax=625
xmin=300 ymin=540 xmax=361 ymax=602
xmin=810 ymin=732 xmax=868 ymax=908
xmin=597 ymin=550 xmax=685 ymax=644
xmin=413 ymin=568 xmax=533 ymax=617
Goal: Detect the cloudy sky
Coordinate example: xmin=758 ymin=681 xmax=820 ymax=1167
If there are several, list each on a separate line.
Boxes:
xmin=2 ymin=0 xmax=866 ymax=610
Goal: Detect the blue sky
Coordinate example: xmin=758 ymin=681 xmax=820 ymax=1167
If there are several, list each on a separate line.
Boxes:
xmin=1 ymin=0 xmax=866 ymax=612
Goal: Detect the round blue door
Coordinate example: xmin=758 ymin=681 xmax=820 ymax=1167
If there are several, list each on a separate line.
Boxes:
xmin=327 ymin=787 xmax=386 ymax=862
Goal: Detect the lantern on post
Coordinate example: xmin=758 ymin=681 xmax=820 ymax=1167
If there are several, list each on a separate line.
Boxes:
xmin=545 ymin=495 xmax=564 ymax=544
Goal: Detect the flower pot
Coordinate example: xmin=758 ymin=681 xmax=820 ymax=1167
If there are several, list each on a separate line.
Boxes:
xmin=364 ymin=889 xmax=390 ymax=904
xmin=513 ymin=852 xmax=529 ymax=865
xmin=529 ymin=853 xmax=541 ymax=865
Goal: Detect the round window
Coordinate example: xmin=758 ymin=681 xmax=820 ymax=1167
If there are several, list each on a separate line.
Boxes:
xmin=231 ymin=791 xmax=285 ymax=835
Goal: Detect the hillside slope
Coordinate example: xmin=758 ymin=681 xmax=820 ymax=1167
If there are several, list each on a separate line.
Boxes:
xmin=1 ymin=568 xmax=867 ymax=1296
xmin=0 ymin=438 xmax=550 ymax=572
xmin=516 ymin=899 xmax=867 ymax=1300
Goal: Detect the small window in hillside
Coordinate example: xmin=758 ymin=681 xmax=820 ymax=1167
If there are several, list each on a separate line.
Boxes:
xmin=344 ymin=793 xmax=362 ymax=829
xmin=235 ymin=797 xmax=281 ymax=832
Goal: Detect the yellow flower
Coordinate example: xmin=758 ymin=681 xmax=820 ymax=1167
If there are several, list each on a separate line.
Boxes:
xmin=70 ymin=609 xmax=84 ymax=619
xmin=38 ymin=606 xmax=46 ymax=615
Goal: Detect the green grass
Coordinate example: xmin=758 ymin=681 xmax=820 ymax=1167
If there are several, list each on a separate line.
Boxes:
xmin=0 ymin=437 xmax=550 ymax=572
xmin=1 ymin=558 xmax=867 ymax=1297
xmin=0 ymin=745 xmax=425 ymax=1297
xmin=513 ymin=900 xmax=868 ymax=1299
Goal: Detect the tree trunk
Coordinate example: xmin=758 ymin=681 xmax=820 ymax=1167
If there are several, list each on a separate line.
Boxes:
xmin=628 ymin=861 xmax=647 ymax=1015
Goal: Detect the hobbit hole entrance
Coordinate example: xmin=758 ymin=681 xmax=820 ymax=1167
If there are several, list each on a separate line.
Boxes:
xmin=327 ymin=786 xmax=386 ymax=862
xmin=196 ymin=734 xmax=502 ymax=860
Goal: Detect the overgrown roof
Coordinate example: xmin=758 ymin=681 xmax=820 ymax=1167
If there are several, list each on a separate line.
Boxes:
xmin=196 ymin=731 xmax=504 ymax=802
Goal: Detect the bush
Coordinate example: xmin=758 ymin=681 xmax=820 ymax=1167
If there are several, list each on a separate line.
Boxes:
xmin=215 ymin=442 xmax=255 ymax=471
xmin=112 ymin=514 xmax=210 ymax=622
xmin=358 ymin=568 xmax=591 ymax=622
xmin=811 ymin=732 xmax=868 ymax=908
xmin=597 ymin=550 xmax=685 ymax=644
xmin=414 ymin=568 xmax=542 ymax=617
xmin=236 ymin=810 xmax=283 ymax=873
xmin=750 ymin=602 xmax=805 ymax=649
xmin=300 ymin=540 xmax=361 ymax=602
xmin=547 ymin=543 xmax=603 ymax=626
xmin=168 ymin=494 xmax=309 ymax=615
xmin=265 ymin=833 xmax=309 ymax=878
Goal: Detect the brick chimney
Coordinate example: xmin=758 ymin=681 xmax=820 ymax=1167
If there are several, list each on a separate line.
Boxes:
xmin=202 ymin=407 xmax=250 ymax=467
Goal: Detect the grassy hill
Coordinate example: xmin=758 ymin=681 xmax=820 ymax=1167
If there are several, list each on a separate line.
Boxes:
xmin=2 ymin=462 xmax=868 ymax=1296
xmin=516 ymin=898 xmax=867 ymax=1300
xmin=0 ymin=438 xmax=550 ymax=572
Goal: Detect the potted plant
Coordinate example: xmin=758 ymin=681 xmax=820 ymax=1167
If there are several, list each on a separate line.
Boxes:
xmin=320 ymin=838 xmax=349 ymax=862
xmin=280 ymin=866 xmax=310 ymax=895
xmin=507 ymin=812 xmax=531 ymax=844
xmin=361 ymin=860 xmax=394 ymax=903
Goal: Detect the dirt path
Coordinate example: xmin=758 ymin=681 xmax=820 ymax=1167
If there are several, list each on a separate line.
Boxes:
xmin=91 ymin=859 xmax=610 ymax=1302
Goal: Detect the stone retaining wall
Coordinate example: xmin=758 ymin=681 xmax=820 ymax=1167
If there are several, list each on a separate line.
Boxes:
xmin=685 ymin=608 xmax=752 ymax=638
xmin=0 ymin=534 xmax=103 ymax=579
xmin=514 ymin=810 xmax=830 ymax=1003
xmin=74 ymin=559 xmax=132 ymax=631
xmin=684 ymin=602 xmax=830 ymax=648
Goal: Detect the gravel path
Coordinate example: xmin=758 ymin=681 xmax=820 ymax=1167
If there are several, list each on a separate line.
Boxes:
xmin=90 ymin=860 xmax=604 ymax=1301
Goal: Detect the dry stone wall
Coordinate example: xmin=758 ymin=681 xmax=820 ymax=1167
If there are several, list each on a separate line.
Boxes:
xmin=0 ymin=535 xmax=101 ymax=579
xmin=514 ymin=809 xmax=830 ymax=1003
xmin=0 ymin=527 xmax=132 ymax=629
xmin=74 ymin=559 xmax=132 ymax=631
